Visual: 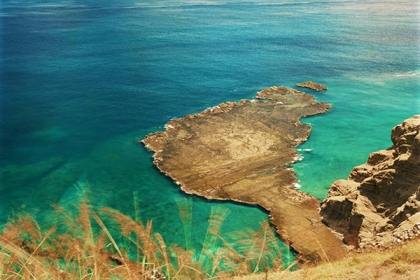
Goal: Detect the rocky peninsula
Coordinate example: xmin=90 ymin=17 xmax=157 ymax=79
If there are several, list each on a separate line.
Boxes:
xmin=142 ymin=86 xmax=346 ymax=262
xmin=321 ymin=115 xmax=420 ymax=249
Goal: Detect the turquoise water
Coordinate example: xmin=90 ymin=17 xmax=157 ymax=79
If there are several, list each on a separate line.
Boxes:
xmin=296 ymin=73 xmax=420 ymax=199
xmin=1 ymin=0 xmax=419 ymax=266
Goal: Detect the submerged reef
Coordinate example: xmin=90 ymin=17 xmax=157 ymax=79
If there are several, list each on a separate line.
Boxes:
xmin=321 ymin=115 xmax=420 ymax=249
xmin=142 ymin=86 xmax=346 ymax=262
xmin=296 ymin=81 xmax=328 ymax=91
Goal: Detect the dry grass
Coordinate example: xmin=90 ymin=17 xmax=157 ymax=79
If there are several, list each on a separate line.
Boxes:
xmin=2 ymin=185 xmax=420 ymax=279
xmin=0 ymin=192 xmax=284 ymax=279
xmin=232 ymin=238 xmax=420 ymax=280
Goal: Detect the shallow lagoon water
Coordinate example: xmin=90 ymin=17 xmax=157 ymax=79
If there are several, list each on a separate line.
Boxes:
xmin=1 ymin=0 xmax=419 ymax=266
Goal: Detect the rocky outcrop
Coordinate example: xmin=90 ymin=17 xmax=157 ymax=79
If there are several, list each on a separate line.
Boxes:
xmin=296 ymin=81 xmax=327 ymax=91
xmin=321 ymin=115 xmax=420 ymax=248
xmin=143 ymin=86 xmax=346 ymax=262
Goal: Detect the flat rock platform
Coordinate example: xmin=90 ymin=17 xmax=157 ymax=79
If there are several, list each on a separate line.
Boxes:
xmin=142 ymin=86 xmax=346 ymax=262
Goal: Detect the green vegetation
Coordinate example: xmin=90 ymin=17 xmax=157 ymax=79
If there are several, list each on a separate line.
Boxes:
xmin=0 ymin=185 xmax=289 ymax=279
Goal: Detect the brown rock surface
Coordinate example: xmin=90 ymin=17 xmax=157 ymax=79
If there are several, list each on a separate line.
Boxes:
xmin=142 ymin=86 xmax=346 ymax=262
xmin=296 ymin=81 xmax=328 ymax=91
xmin=321 ymin=115 xmax=420 ymax=249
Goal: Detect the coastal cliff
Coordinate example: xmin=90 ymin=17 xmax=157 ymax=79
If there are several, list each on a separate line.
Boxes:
xmin=321 ymin=115 xmax=420 ymax=249
xmin=143 ymin=86 xmax=346 ymax=262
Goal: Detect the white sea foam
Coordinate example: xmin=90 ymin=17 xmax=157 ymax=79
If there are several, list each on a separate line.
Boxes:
xmin=393 ymin=71 xmax=420 ymax=77
xmin=134 ymin=0 xmax=223 ymax=9
xmin=297 ymin=148 xmax=312 ymax=152
xmin=207 ymin=105 xmax=220 ymax=111
xmin=165 ymin=124 xmax=175 ymax=130
xmin=293 ymin=155 xmax=304 ymax=162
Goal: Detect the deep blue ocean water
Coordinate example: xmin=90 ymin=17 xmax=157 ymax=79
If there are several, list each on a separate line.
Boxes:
xmin=1 ymin=0 xmax=419 ymax=265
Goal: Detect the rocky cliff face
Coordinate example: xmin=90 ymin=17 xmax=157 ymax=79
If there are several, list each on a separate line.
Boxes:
xmin=321 ymin=115 xmax=420 ymax=249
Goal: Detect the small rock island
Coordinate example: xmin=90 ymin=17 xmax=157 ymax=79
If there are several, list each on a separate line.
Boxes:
xmin=296 ymin=81 xmax=328 ymax=91
xmin=142 ymin=86 xmax=346 ymax=262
